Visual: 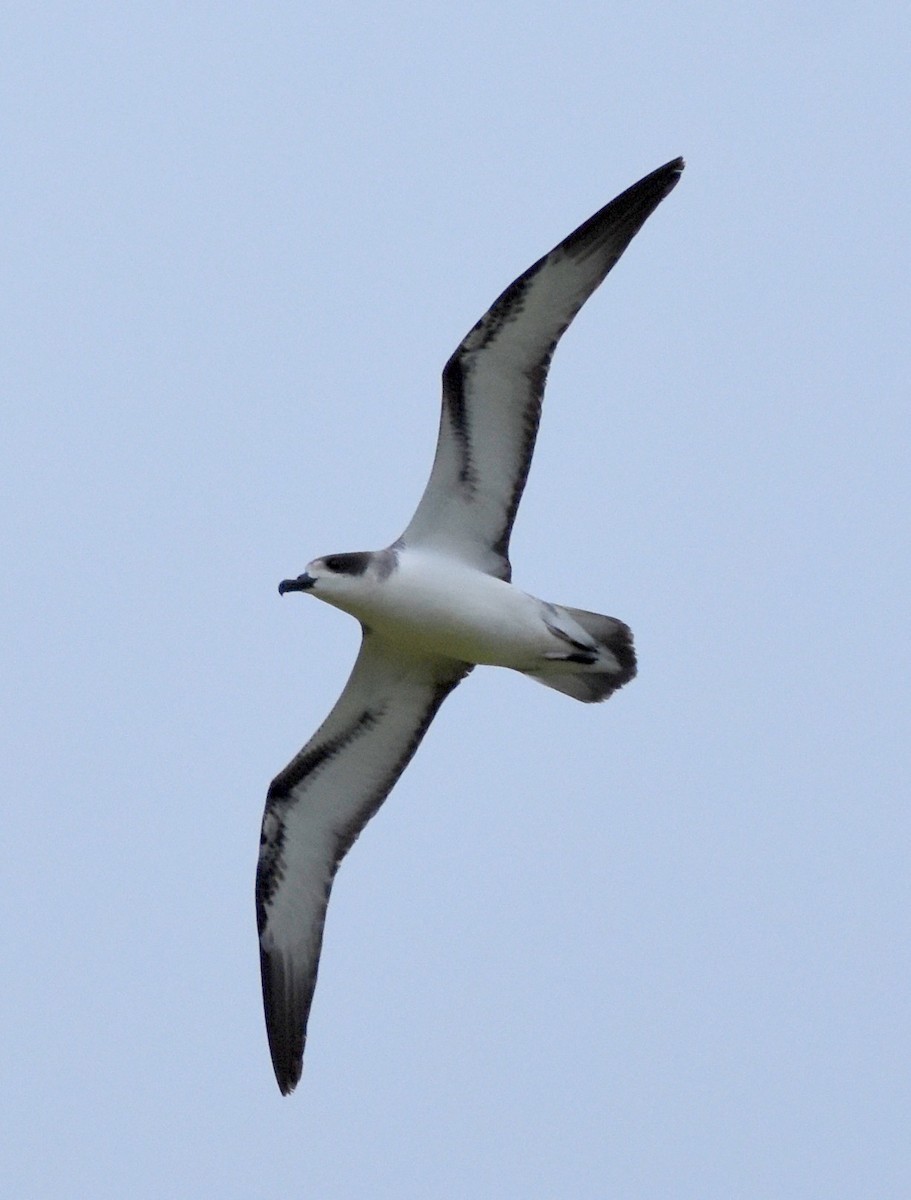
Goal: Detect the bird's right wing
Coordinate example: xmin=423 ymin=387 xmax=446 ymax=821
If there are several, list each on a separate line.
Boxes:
xmin=256 ymin=634 xmax=470 ymax=1094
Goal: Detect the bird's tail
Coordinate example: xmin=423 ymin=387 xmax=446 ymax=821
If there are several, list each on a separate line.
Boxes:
xmin=519 ymin=604 xmax=637 ymax=703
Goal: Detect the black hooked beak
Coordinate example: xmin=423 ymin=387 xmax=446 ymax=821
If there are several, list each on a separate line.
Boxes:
xmin=278 ymin=572 xmax=316 ymax=596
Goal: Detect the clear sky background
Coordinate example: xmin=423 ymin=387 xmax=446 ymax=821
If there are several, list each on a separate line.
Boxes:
xmin=4 ymin=3 xmax=909 ymax=1196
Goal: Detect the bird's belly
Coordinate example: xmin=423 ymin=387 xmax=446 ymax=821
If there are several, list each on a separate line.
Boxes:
xmin=364 ymin=566 xmax=548 ymax=667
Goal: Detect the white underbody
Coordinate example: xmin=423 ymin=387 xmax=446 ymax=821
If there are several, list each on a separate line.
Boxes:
xmin=316 ymin=548 xmax=584 ymax=669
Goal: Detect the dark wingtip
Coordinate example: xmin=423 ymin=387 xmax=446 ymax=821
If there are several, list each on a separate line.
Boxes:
xmin=628 ymin=155 xmax=686 ymax=203
xmin=655 ymin=155 xmax=685 ymax=177
xmin=560 ymin=156 xmax=685 ymax=267
xmin=663 ymin=156 xmax=686 ymax=188
xmin=260 ymin=947 xmax=306 ymax=1096
xmin=276 ymin=1060 xmax=302 ymax=1097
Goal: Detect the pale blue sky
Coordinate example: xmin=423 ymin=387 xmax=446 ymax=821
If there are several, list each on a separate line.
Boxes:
xmin=4 ymin=3 xmax=909 ymax=1196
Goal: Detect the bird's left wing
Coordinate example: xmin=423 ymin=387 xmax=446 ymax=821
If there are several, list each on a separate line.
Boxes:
xmin=400 ymin=157 xmax=684 ymax=578
xmin=256 ymin=633 xmax=470 ymax=1094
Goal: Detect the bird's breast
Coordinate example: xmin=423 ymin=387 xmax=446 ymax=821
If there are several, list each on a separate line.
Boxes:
xmin=362 ymin=554 xmax=547 ymax=667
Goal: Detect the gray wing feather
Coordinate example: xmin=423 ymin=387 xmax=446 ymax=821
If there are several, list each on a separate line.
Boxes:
xmin=401 ymin=157 xmax=684 ymax=577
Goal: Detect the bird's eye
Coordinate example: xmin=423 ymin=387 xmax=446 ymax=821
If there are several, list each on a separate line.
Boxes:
xmin=320 ymin=553 xmax=370 ymax=576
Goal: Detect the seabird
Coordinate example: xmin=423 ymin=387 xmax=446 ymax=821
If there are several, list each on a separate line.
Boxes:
xmin=257 ymin=157 xmax=684 ymax=1093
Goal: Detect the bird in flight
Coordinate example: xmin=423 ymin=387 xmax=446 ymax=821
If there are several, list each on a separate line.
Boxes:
xmin=257 ymin=157 xmax=684 ymax=1093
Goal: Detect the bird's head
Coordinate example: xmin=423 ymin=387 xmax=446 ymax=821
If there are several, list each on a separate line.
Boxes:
xmin=278 ymin=551 xmax=384 ymax=616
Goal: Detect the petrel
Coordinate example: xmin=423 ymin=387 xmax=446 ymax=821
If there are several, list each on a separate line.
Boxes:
xmin=257 ymin=157 xmax=684 ymax=1093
